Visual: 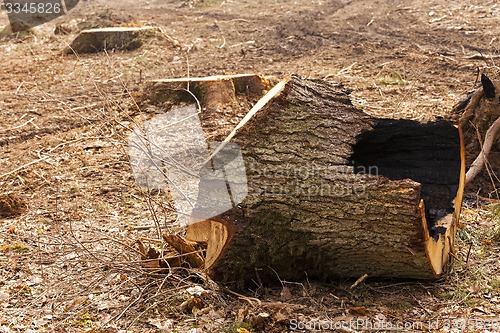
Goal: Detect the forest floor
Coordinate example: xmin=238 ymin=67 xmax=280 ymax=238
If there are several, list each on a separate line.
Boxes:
xmin=1 ymin=0 xmax=500 ymax=332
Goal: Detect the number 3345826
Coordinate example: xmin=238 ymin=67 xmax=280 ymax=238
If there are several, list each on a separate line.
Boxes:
xmin=5 ymin=2 xmax=61 ymax=14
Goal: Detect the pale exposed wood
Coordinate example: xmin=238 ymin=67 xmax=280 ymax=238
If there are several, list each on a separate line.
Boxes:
xmin=205 ymin=221 xmax=230 ymax=269
xmin=186 ymin=219 xmax=212 ymax=242
xmin=350 ymin=274 xmax=369 ymax=290
xmin=455 ymin=125 xmax=467 ymax=229
xmin=422 ymin=201 xmax=453 ymax=276
xmin=207 ymin=79 xmax=287 ymax=162
xmin=163 ymin=234 xmax=204 ymax=268
xmin=181 ymin=219 xmax=229 ymax=269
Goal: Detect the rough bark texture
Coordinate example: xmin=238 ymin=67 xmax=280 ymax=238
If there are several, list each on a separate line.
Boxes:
xmin=189 ymin=76 xmax=463 ymax=287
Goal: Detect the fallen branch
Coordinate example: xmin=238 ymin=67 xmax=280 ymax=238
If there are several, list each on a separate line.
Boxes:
xmin=458 ymin=88 xmax=483 ymax=128
xmin=350 ymin=274 xmax=368 ymax=290
xmin=186 ymin=76 xmax=463 ymax=285
xmin=163 ymin=234 xmax=204 ymax=268
xmin=465 ymin=116 xmax=500 ymax=184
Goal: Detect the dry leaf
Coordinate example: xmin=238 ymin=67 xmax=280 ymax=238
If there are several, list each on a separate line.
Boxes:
xmin=274 ymin=310 xmax=288 ymax=323
xmin=178 ymin=296 xmax=204 ymax=313
xmin=237 ymin=328 xmax=250 ymax=333
xmin=148 ymin=318 xmax=173 ymax=332
xmin=468 ymin=285 xmax=481 ymax=293
xmin=186 ymin=286 xmax=208 ymax=296
xmin=348 ymin=306 xmax=368 ymax=316
xmin=249 ymin=312 xmax=270 ymax=328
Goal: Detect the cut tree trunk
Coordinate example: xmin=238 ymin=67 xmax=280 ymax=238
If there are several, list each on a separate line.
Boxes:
xmin=142 ymin=74 xmax=466 ymax=287
xmin=179 ymin=75 xmax=466 ymax=287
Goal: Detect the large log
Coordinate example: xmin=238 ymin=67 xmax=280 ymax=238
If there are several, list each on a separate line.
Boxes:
xmin=180 ymin=75 xmax=465 ymax=287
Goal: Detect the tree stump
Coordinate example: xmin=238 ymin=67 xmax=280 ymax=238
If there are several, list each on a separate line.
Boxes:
xmin=66 ymin=26 xmax=158 ymax=54
xmin=179 ymin=75 xmax=466 ymax=287
xmin=0 ymin=193 xmax=27 ymax=218
xmin=141 ymin=74 xmax=272 ymax=141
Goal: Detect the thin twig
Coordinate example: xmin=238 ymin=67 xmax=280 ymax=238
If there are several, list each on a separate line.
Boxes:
xmin=350 ymin=274 xmax=368 ymax=290
xmin=0 ymin=137 xmax=104 ymax=178
xmin=0 ymin=156 xmax=49 ymax=178
xmin=458 ymin=88 xmax=484 ymax=128
xmin=5 ymin=117 xmax=36 ymax=131
xmin=465 ymin=241 xmax=473 ymax=267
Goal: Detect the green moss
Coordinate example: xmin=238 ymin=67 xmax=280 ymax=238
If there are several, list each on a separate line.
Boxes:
xmin=490 ymin=276 xmax=500 ymax=292
xmin=286 ymin=103 xmax=309 ymax=113
xmin=12 ymin=243 xmax=29 ymax=252
xmin=221 ymin=207 xmax=315 ymax=287
xmin=20 ymin=285 xmax=32 ymax=296
xmin=72 ymin=313 xmax=94 ymax=328
xmin=93 ymin=202 xmax=109 ymax=212
xmin=193 ymin=83 xmax=207 ymax=104
xmin=387 ymin=300 xmax=413 ymax=310
xmin=148 ymin=88 xmax=186 ymax=105
xmin=69 ymin=186 xmax=81 ymax=193
xmin=377 ymin=71 xmax=406 ymax=86
xmin=488 ymin=204 xmax=500 ymax=242
xmin=224 ymin=321 xmax=252 ymax=333
xmin=489 ymin=204 xmax=500 ymax=220
xmin=193 ymin=0 xmax=225 ymax=8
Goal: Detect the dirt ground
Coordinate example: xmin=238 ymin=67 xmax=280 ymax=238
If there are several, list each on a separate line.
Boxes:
xmin=1 ymin=0 xmax=500 ymax=332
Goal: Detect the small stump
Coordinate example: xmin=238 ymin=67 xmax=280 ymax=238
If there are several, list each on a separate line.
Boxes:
xmin=0 ymin=193 xmax=27 ymax=218
xmin=66 ymin=26 xmax=158 ymax=54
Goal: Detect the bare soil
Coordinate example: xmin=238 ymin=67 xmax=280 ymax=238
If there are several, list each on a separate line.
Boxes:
xmin=1 ymin=0 xmax=500 ymax=332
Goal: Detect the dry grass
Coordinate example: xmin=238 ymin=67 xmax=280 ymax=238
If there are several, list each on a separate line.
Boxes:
xmin=0 ymin=0 xmax=499 ymax=331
